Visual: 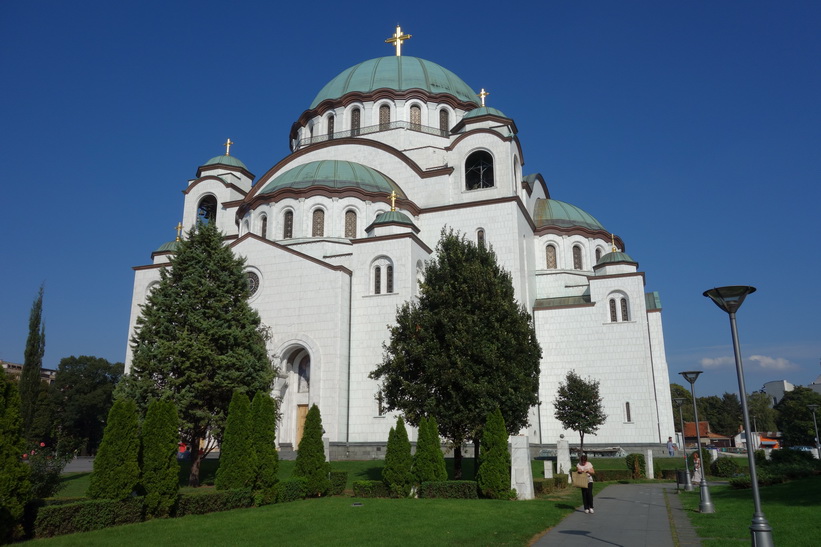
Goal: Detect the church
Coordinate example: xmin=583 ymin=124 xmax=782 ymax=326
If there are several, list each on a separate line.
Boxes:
xmin=125 ymin=26 xmax=675 ymax=457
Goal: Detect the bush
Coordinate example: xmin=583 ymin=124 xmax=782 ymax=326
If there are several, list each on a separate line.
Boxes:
xmin=710 ymin=457 xmax=741 ymax=478
xmin=215 ymin=392 xmax=255 ymax=490
xmin=413 ymin=417 xmax=447 ymax=484
xmin=754 ymin=449 xmax=767 ymax=466
xmin=250 ymin=392 xmax=279 ymax=493
xmin=768 ymin=449 xmax=816 ymax=466
xmin=329 ymin=471 xmax=348 ymax=495
xmin=728 ymin=475 xmax=752 ymax=489
xmin=33 ymin=497 xmax=143 ymax=538
xmin=553 ymin=474 xmax=569 ymax=489
xmin=26 ymin=444 xmax=70 ymax=499
xmin=418 ymin=481 xmax=479 ymax=499
xmin=382 ymin=417 xmax=414 ymax=497
xmin=275 ymin=477 xmax=308 ymax=503
xmin=625 ymin=453 xmax=646 ymax=479
xmin=476 ymin=407 xmax=512 ymax=499
xmin=87 ymin=399 xmax=140 ymax=500
xmin=140 ymin=400 xmax=179 ymax=518
xmin=293 ymin=405 xmax=330 ymax=497
xmin=1 ymin=375 xmax=31 ymax=543
xmin=352 ymin=480 xmax=391 ymax=498
xmin=594 ymin=469 xmax=633 ymax=482
xmin=175 ymin=488 xmax=254 ymax=516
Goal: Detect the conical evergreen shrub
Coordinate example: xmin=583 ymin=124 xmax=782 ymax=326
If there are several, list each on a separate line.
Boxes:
xmin=293 ymin=404 xmax=330 ymax=496
xmin=413 ymin=416 xmax=447 ymax=484
xmin=382 ymin=416 xmax=414 ymax=497
xmin=215 ymin=391 xmax=255 ymax=490
xmin=141 ymin=399 xmax=180 ymax=518
xmin=476 ymin=407 xmax=512 ymax=499
xmin=250 ymin=392 xmax=279 ymax=494
xmin=1 ymin=374 xmax=31 ymax=543
xmin=88 ymin=398 xmax=140 ymax=500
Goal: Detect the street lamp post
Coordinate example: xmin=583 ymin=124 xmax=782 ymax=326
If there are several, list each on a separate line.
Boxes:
xmin=673 ymin=397 xmax=693 ymax=491
xmin=679 ymin=370 xmax=714 ymax=513
xmin=704 ymin=285 xmax=773 ymax=547
xmin=808 ymin=404 xmax=820 ymax=458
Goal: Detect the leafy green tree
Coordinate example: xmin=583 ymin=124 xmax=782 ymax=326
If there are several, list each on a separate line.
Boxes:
xmin=0 ymin=374 xmax=31 ymax=543
xmin=670 ymin=383 xmax=693 ymax=432
xmin=413 ymin=416 xmax=446 ymax=484
xmin=371 ymin=229 xmax=541 ymax=478
xmin=19 ymin=285 xmax=46 ymax=442
xmin=140 ymin=399 xmax=180 ymax=518
xmin=293 ymin=404 xmax=330 ymax=497
xmin=87 ymin=398 xmax=141 ymax=500
xmin=250 ymin=392 xmax=279 ymax=493
xmin=48 ymin=356 xmax=123 ymax=455
xmin=746 ymin=392 xmax=778 ymax=432
xmin=696 ymin=393 xmax=742 ymax=438
xmin=476 ymin=407 xmax=512 ymax=499
xmin=215 ymin=392 xmax=255 ymax=490
xmin=382 ymin=417 xmax=413 ymax=497
xmin=119 ymin=221 xmax=273 ymax=486
xmin=775 ymin=387 xmax=821 ymax=446
xmin=553 ymin=370 xmax=606 ymax=453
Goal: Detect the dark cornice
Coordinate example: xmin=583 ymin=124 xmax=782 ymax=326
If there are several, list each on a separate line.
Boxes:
xmin=352 ymin=231 xmax=433 ymax=254
xmin=195 ymin=163 xmax=254 ymax=181
xmin=231 ymin=233 xmax=352 ymax=276
xmin=183 ymin=175 xmax=248 ymax=197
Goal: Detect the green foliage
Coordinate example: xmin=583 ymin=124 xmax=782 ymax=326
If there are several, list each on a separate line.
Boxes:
xmin=140 ymin=400 xmax=180 ymax=518
xmin=754 ymin=449 xmax=767 ymax=466
xmin=26 ymin=443 xmax=71 ymax=498
xmin=413 ymin=416 xmax=447 ymax=484
xmin=250 ymin=392 xmax=279 ymax=492
xmin=352 ymin=480 xmax=391 ymax=498
xmin=592 ymin=469 xmax=633 ymax=481
xmin=687 ymin=447 xmax=711 ymax=475
xmin=293 ymin=404 xmax=330 ymax=496
xmin=775 ymin=387 xmax=821 ymax=446
xmin=710 ymin=457 xmax=741 ymax=477
xmin=33 ymin=497 xmax=143 ymax=538
xmin=746 ymin=392 xmax=778 ymax=432
xmin=1 ymin=374 xmax=31 ymax=543
xmin=625 ymin=453 xmax=646 ymax=479
xmin=370 ymin=229 xmax=541 ymax=477
xmin=215 ymin=392 xmax=254 ymax=490
xmin=697 ymin=393 xmax=742 ymax=438
xmin=20 ymin=285 xmax=46 ymax=442
xmin=175 ymin=488 xmax=254 ymax=516
xmin=382 ymin=417 xmax=414 ymax=497
xmin=329 ymin=471 xmax=348 ymax=495
xmin=275 ymin=478 xmax=308 ymax=503
xmin=120 ymin=221 xmax=273 ymax=486
xmin=768 ymin=448 xmax=816 ymax=466
xmin=476 ymin=407 xmax=512 ymax=499
xmin=418 ymin=481 xmax=479 ymax=499
xmin=87 ymin=399 xmax=140 ymax=500
xmin=553 ymin=370 xmax=606 ymax=452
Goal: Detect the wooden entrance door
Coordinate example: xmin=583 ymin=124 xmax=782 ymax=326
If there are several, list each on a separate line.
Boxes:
xmin=295 ymin=404 xmax=309 ymax=447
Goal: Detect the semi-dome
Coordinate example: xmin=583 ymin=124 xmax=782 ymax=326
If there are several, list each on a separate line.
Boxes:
xmin=372 ymin=210 xmax=415 ymax=227
xmin=310 ymin=56 xmax=478 ymax=108
xmin=533 ymin=199 xmax=606 ymax=231
xmin=463 ymin=106 xmax=509 ymax=120
xmin=596 ymin=251 xmax=636 ymax=266
xmin=258 ymin=160 xmax=406 ymax=197
xmin=203 ymin=154 xmax=248 ymax=170
xmin=154 ymin=241 xmax=179 ymax=253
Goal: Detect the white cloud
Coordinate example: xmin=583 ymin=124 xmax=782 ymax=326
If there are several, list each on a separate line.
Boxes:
xmin=700 ymin=356 xmax=734 ymax=368
xmin=747 ymin=355 xmax=799 ymax=371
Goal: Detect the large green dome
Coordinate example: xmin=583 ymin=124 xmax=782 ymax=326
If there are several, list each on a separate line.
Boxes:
xmin=533 ymin=199 xmax=606 ymax=231
xmin=310 ymin=56 xmax=478 ymax=109
xmin=259 ymin=160 xmax=405 ymax=196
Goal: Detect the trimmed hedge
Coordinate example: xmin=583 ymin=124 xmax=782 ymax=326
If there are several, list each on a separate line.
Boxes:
xmin=175 ymin=488 xmax=254 ymax=516
xmin=34 ymin=498 xmax=143 ymax=538
xmin=418 ymin=481 xmax=479 ymax=499
xmin=711 ymin=457 xmax=741 ymax=478
xmin=594 ymin=469 xmax=633 ymax=482
xmin=534 ymin=475 xmax=570 ymax=495
xmin=352 ymin=480 xmax=391 ymax=498
xmin=625 ymin=453 xmax=646 ymax=479
xmin=275 ymin=477 xmax=308 ymax=503
xmin=329 ymin=471 xmax=348 ymax=495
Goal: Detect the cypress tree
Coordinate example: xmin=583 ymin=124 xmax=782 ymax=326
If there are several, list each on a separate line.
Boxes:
xmin=0 ymin=374 xmax=31 ymax=543
xmin=414 ymin=416 xmax=447 ymax=484
xmin=293 ymin=404 xmax=330 ymax=497
xmin=141 ymin=400 xmax=180 ymax=518
xmin=250 ymin=392 xmax=279 ymax=493
xmin=476 ymin=407 xmax=511 ymax=499
xmin=19 ymin=285 xmax=46 ymax=441
xmin=215 ymin=392 xmax=255 ymax=490
xmin=88 ymin=398 xmax=140 ymax=500
xmin=382 ymin=416 xmax=413 ymax=497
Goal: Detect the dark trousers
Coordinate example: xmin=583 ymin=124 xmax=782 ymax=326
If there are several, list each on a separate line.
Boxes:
xmin=581 ymin=482 xmax=594 ymax=509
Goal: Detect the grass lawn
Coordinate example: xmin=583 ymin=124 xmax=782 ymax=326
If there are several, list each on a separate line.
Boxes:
xmin=679 ymin=475 xmax=821 ymax=546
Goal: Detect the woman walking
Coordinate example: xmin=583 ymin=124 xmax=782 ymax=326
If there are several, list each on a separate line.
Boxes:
xmin=576 ymin=453 xmax=595 ymax=513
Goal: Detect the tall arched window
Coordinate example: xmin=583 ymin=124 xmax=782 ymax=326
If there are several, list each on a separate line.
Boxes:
xmin=609 ymin=299 xmax=618 ymax=322
xmin=351 ymin=108 xmax=361 ymax=136
xmin=621 ymin=298 xmax=629 ymax=321
xmin=297 ymin=355 xmax=310 ymax=393
xmin=379 ymin=104 xmax=390 ymax=130
xmin=465 ymin=151 xmax=494 ymax=190
xmin=197 ymin=195 xmax=217 ymax=224
xmin=283 ymin=211 xmax=293 ymax=239
xmin=312 ymin=209 xmax=324 ymax=237
xmin=595 ymin=248 xmax=603 ymax=262
xmin=386 ymin=265 xmax=394 ymax=293
xmin=625 ymin=402 xmax=632 ymax=423
xmin=546 ymin=245 xmax=557 ymax=269
xmin=410 ymin=104 xmax=421 ymax=130
xmin=477 ymin=229 xmax=485 ymax=248
xmin=260 ymin=215 xmax=268 ymax=239
xmin=344 ymin=210 xmax=357 ymax=238
xmin=572 ymin=245 xmax=583 ymax=270
xmin=439 ymin=109 xmax=450 ymax=134
xmin=327 ymin=115 xmax=335 ymax=139
xmin=374 ymin=266 xmax=382 ymax=294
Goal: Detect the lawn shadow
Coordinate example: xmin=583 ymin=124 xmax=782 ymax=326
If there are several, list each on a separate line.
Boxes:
xmin=61 ymin=472 xmax=90 ymax=484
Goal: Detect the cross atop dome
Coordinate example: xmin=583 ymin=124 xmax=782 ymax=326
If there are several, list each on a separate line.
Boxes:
xmin=478 ymin=88 xmax=490 ymax=106
xmin=223 ymin=138 xmax=234 ymax=156
xmin=385 ymin=25 xmax=411 ymax=56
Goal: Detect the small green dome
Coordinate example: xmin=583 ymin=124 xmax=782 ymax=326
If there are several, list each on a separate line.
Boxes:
xmin=596 ymin=251 xmax=636 ymax=266
xmin=463 ymin=106 xmax=508 ymax=120
xmin=203 ymin=155 xmax=248 ymax=170
xmin=372 ymin=210 xmax=415 ymax=227
xmin=311 ymin=56 xmax=478 ymax=108
xmin=154 ymin=241 xmax=180 ymax=253
xmin=533 ymin=199 xmax=605 ymax=231
xmin=259 ymin=160 xmax=406 ymax=196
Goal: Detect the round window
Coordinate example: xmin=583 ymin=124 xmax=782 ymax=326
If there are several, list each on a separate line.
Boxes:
xmin=247 ymin=272 xmax=260 ymax=296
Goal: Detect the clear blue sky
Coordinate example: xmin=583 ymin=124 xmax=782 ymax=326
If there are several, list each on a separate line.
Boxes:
xmin=2 ymin=1 xmax=819 ymax=398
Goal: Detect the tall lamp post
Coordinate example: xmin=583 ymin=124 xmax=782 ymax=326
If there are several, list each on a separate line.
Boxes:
xmin=704 ymin=285 xmax=773 ymax=547
xmin=679 ymin=370 xmax=714 ymax=513
xmin=673 ymin=397 xmax=693 ymax=491
xmin=808 ymin=404 xmax=820 ymax=458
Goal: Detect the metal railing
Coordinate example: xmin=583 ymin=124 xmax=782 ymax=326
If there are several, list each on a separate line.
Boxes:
xmin=295 ymin=121 xmax=449 ymax=150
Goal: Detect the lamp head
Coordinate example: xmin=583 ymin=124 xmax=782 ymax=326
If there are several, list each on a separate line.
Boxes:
xmin=703 ymin=285 xmax=756 ymax=314
xmin=673 ymin=397 xmax=686 ymax=407
xmin=680 ymin=370 xmax=703 ymax=385
xmin=809 ymin=404 xmax=819 ymax=412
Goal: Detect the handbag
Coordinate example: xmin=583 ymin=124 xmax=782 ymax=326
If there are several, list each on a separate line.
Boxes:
xmin=572 ymin=472 xmax=589 ymax=488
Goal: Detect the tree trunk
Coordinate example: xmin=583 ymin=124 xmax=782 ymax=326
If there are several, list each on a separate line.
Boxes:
xmin=579 ymin=432 xmax=585 ymax=457
xmin=454 ymin=445 xmax=462 ymax=479
xmin=188 ymin=436 xmax=202 ymax=487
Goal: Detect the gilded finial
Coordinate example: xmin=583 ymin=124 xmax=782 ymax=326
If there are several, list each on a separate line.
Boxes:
xmin=175 ymin=222 xmax=184 ymax=242
xmin=390 ymin=190 xmax=397 ymax=212
xmin=386 ymin=25 xmax=411 ymax=56
xmin=611 ymin=233 xmax=616 ymax=253
xmin=478 ymin=88 xmax=490 ymax=107
xmin=223 ymin=138 xmax=233 ymax=156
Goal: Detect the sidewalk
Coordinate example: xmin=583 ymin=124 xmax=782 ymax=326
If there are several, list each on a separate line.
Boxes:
xmin=533 ymin=482 xmax=701 ymax=546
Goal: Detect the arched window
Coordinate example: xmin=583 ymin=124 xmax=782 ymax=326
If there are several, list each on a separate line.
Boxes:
xmin=351 ymin=108 xmax=361 ymax=136
xmin=465 ymin=151 xmax=494 ymax=190
xmin=259 ymin=215 xmax=268 ymax=239
xmin=410 ymin=104 xmax=421 ymax=130
xmin=327 ymin=115 xmax=335 ymax=139
xmin=595 ymin=247 xmax=603 ymax=262
xmin=609 ymin=299 xmax=618 ymax=322
xmin=379 ymin=104 xmax=390 ymax=130
xmin=197 ymin=195 xmax=217 ymax=224
xmin=439 ymin=109 xmax=450 ymax=134
xmin=344 ymin=210 xmax=357 ymax=238
xmin=372 ymin=257 xmax=394 ymax=295
xmin=546 ymin=245 xmax=557 ymax=269
xmin=374 ymin=266 xmax=382 ymax=294
xmin=312 ymin=209 xmax=324 ymax=237
xmin=297 ymin=355 xmax=310 ymax=393
xmin=625 ymin=402 xmax=632 ymax=423
xmin=621 ymin=298 xmax=629 ymax=321
xmin=386 ymin=265 xmax=394 ymax=293
xmin=283 ymin=211 xmax=293 ymax=239
xmin=572 ymin=245 xmax=583 ymax=270
xmin=477 ymin=229 xmax=485 ymax=248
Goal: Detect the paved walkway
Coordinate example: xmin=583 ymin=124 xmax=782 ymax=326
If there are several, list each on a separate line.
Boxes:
xmin=533 ymin=482 xmax=701 ymax=546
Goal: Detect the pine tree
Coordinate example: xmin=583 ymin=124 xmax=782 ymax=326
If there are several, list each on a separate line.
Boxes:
xmin=0 ymin=374 xmax=31 ymax=543
xmin=413 ymin=416 xmax=446 ymax=484
xmin=87 ymin=398 xmax=140 ymax=500
xmin=293 ymin=404 xmax=330 ymax=497
xmin=120 ymin=221 xmax=273 ymax=486
xmin=19 ymin=285 xmax=46 ymax=442
xmin=250 ymin=392 xmax=279 ymax=493
xmin=553 ymin=370 xmax=607 ymax=454
xmin=140 ymin=399 xmax=180 ymax=518
xmin=382 ymin=416 xmax=414 ymax=497
xmin=215 ymin=392 xmax=255 ymax=490
xmin=476 ymin=407 xmax=512 ymax=499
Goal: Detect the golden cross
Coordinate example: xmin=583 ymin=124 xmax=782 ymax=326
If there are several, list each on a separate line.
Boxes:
xmin=389 ymin=190 xmax=397 ymax=211
xmin=611 ymin=233 xmax=616 ymax=252
xmin=478 ymin=88 xmax=490 ymax=107
xmin=386 ymin=25 xmax=411 ymax=56
xmin=175 ymin=222 xmax=183 ymax=242
xmin=223 ymin=138 xmax=233 ymax=156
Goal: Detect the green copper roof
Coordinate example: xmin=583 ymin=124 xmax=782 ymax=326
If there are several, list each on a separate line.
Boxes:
xmin=596 ymin=251 xmax=636 ymax=266
xmin=463 ymin=106 xmax=508 ymax=120
xmin=533 ymin=199 xmax=605 ymax=231
xmin=372 ymin=210 xmax=415 ymax=226
xmin=203 ymin=154 xmax=248 ymax=170
xmin=259 ymin=160 xmax=406 ymax=196
xmin=154 ymin=241 xmax=180 ymax=253
xmin=310 ymin=56 xmax=478 ymax=109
